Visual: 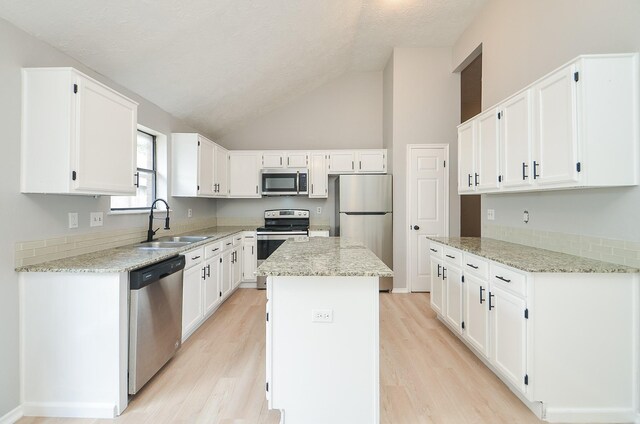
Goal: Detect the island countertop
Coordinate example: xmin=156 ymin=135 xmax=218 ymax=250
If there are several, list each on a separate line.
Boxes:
xmin=256 ymin=237 xmax=393 ymax=277
xmin=427 ymin=236 xmax=639 ymax=274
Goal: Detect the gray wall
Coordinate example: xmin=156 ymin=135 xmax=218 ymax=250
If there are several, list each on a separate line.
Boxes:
xmin=0 ymin=18 xmax=217 ymax=417
xmin=453 ymin=0 xmax=640 ymax=242
xmin=384 ymin=47 xmax=461 ymax=290
xmin=219 ymin=72 xmax=383 ymax=150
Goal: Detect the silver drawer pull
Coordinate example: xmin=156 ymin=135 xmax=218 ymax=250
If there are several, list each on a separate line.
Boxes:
xmin=495 ymin=275 xmax=511 ymax=283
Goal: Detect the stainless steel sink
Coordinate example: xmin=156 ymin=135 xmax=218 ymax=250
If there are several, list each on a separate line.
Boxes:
xmin=137 ymin=241 xmax=192 ymax=250
xmin=156 ymin=236 xmax=209 ymax=243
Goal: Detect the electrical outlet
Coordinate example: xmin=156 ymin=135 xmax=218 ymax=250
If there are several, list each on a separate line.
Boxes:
xmin=316 ymin=207 xmax=322 ymax=215
xmin=487 ymin=209 xmax=495 ymax=221
xmin=311 ymin=309 xmax=333 ymax=323
xmin=90 ymin=212 xmax=104 ymax=227
xmin=523 ymin=210 xmax=530 ymax=224
xmin=68 ymin=213 xmax=78 ymax=229
xmin=187 ymin=208 xmax=193 ymax=218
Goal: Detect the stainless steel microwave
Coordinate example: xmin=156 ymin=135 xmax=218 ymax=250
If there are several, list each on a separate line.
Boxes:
xmin=261 ymin=169 xmax=308 ymax=196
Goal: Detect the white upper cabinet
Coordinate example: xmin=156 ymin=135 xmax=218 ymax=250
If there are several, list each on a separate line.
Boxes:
xmin=172 ymin=134 xmax=213 ymax=197
xmin=476 ymin=109 xmax=501 ymax=191
xmin=328 ymin=151 xmax=356 ymax=173
xmin=198 ymin=137 xmax=216 ymax=196
xmin=328 ymin=150 xmax=387 ymax=174
xmin=457 ymin=120 xmax=476 ymax=193
xmin=286 ymin=152 xmax=308 ymax=168
xmin=309 ymin=153 xmax=328 ymax=198
xmin=214 ymin=144 xmax=228 ymax=197
xmin=533 ymin=64 xmax=579 ymax=186
xmin=262 ymin=152 xmax=285 ymax=168
xmin=228 ymin=151 xmax=261 ymax=198
xmin=500 ymin=90 xmax=533 ymax=189
xmin=21 ymin=68 xmax=138 ymax=195
xmin=457 ymin=53 xmax=639 ymax=195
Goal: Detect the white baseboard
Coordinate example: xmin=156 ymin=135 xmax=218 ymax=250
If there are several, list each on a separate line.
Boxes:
xmin=22 ymin=402 xmax=116 ymax=419
xmin=0 ymin=405 xmax=23 ymax=424
xmin=544 ymin=407 xmax=636 ymax=423
xmin=391 ymin=288 xmax=409 ymax=294
xmin=239 ymin=282 xmax=257 ymax=289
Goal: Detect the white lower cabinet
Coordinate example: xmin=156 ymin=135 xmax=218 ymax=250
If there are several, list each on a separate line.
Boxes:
xmin=182 ymin=235 xmax=243 ymax=342
xmin=462 ymin=273 xmax=489 ymax=358
xmin=428 ymin=240 xmax=640 ymax=423
xmin=242 ymin=239 xmax=257 ymax=282
xmin=443 ymin=263 xmax=463 ymax=334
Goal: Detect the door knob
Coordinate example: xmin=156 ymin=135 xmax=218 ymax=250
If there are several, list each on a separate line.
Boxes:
xmin=413 ymin=225 xmax=420 ymax=230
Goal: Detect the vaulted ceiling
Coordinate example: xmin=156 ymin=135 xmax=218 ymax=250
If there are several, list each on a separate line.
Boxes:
xmin=0 ymin=0 xmax=485 ymax=138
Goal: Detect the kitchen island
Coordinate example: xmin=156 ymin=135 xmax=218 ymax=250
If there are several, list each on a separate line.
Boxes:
xmin=257 ymin=237 xmax=393 ymax=424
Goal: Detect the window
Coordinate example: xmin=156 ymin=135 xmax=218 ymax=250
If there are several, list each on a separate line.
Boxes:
xmin=111 ymin=130 xmax=156 ymax=210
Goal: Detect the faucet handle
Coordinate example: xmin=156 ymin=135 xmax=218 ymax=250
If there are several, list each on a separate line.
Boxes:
xmin=164 ymin=216 xmax=170 ymax=230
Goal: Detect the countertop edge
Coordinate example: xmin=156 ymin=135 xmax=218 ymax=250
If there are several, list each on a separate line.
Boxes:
xmin=427 ymin=236 xmax=639 ymax=274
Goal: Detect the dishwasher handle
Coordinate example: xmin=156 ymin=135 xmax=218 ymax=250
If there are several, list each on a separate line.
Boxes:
xmin=130 ymin=255 xmax=186 ymax=290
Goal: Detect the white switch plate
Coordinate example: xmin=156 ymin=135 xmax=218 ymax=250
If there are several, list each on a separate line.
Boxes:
xmin=316 ymin=207 xmax=322 ymax=215
xmin=487 ymin=209 xmax=495 ymax=221
xmin=90 ymin=212 xmax=104 ymax=227
xmin=312 ymin=309 xmax=333 ymax=323
xmin=68 ymin=213 xmax=78 ymax=229
xmin=187 ymin=208 xmax=193 ymax=218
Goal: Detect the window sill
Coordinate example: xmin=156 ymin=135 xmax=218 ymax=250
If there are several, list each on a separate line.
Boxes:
xmin=109 ymin=209 xmax=151 ymax=216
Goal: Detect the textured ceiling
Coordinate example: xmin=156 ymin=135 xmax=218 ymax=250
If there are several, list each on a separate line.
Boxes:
xmin=0 ymin=0 xmax=485 ymax=138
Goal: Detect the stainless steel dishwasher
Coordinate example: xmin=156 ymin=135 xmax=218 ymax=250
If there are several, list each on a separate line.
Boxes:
xmin=129 ymin=255 xmax=185 ymax=394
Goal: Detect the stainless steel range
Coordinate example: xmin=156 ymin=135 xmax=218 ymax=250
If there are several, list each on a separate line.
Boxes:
xmin=256 ymin=209 xmax=310 ymax=289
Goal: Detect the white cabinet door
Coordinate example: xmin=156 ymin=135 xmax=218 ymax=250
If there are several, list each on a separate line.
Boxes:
xmin=182 ymin=265 xmax=204 ymax=338
xmin=477 ymin=109 xmax=501 ymax=191
xmin=203 ymin=256 xmax=221 ymax=316
xmin=242 ymin=242 xmax=257 ymax=282
xmin=214 ymin=145 xmax=228 ymax=197
xmin=444 ymin=265 xmax=463 ymax=334
xmin=328 ymin=151 xmax=356 ymax=173
xmin=458 ymin=120 xmax=476 ymax=193
xmin=430 ymin=257 xmax=444 ymax=316
xmin=356 ymin=150 xmax=386 ymax=173
xmin=309 ymin=153 xmax=328 ymax=198
xmin=308 ymin=230 xmax=329 ymax=237
xmin=263 ymin=152 xmax=285 ymax=168
xmin=198 ymin=138 xmax=215 ymax=196
xmin=232 ymin=248 xmax=242 ymax=289
xmin=490 ymin=285 xmax=527 ymax=394
xmin=228 ymin=152 xmax=261 ymax=197
xmin=533 ymin=64 xmax=579 ymax=186
xmin=74 ymin=74 xmax=137 ymax=194
xmin=221 ymin=249 xmax=233 ymax=298
xmin=463 ymin=274 xmax=489 ymax=358
xmin=286 ymin=152 xmax=308 ymax=168
xmin=501 ymin=90 xmax=533 ymax=189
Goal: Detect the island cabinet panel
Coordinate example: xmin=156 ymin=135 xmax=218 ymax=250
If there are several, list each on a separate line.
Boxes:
xmin=427 ymin=239 xmax=639 ymax=423
xmin=267 ymin=276 xmax=380 ymax=424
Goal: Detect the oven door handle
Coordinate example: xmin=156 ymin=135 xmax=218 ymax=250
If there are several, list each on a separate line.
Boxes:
xmin=257 ymin=234 xmax=307 ymax=241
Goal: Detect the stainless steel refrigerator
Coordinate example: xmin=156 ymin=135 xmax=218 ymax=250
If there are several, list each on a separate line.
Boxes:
xmin=335 ymin=175 xmax=393 ymax=291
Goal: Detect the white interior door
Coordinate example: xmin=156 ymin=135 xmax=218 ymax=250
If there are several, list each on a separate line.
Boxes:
xmin=408 ymin=146 xmax=448 ymax=292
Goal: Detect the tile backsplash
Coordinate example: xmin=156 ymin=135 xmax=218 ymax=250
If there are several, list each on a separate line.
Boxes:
xmin=483 ymin=224 xmax=640 ymax=268
xmin=15 ymin=216 xmax=218 ymax=268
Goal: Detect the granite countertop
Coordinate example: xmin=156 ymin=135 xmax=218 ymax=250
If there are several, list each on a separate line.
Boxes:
xmin=309 ymin=225 xmax=331 ymax=232
xmin=256 ymin=237 xmax=393 ymax=277
xmin=16 ymin=226 xmax=257 ymax=273
xmin=427 ymin=237 xmax=639 ymax=273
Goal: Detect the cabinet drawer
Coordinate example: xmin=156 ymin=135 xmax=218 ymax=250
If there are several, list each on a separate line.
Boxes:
xmin=443 ymin=246 xmax=463 ymax=266
xmin=204 ymin=241 xmax=223 ymax=259
xmin=184 ymin=247 xmax=205 ymax=269
xmin=490 ymin=263 xmax=527 ymax=296
xmin=463 ymin=253 xmax=489 ymax=279
xmin=428 ymin=241 xmax=444 ymax=259
xmin=243 ymin=231 xmax=256 ymax=241
xmin=232 ymin=234 xmax=243 ymax=246
xmin=221 ymin=237 xmax=234 ymax=251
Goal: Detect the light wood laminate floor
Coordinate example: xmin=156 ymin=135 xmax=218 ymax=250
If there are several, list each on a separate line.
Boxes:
xmin=20 ymin=289 xmax=542 ymax=424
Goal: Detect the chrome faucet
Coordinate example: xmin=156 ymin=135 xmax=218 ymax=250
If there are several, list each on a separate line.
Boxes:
xmin=146 ymin=198 xmax=170 ymax=242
